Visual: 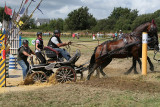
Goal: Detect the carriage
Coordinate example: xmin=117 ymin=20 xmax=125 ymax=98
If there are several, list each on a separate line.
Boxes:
xmin=26 ymin=20 xmax=159 ymax=83
xmin=25 ymin=46 xmax=88 ymax=83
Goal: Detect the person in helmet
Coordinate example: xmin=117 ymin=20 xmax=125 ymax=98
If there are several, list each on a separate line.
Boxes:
xmin=47 ymin=30 xmax=71 ymax=61
xmin=17 ymin=40 xmax=35 ymax=80
xmin=35 ymin=32 xmax=46 ymax=64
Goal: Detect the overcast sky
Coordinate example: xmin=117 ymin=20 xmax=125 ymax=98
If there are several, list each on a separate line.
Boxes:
xmin=1 ymin=0 xmax=160 ymax=20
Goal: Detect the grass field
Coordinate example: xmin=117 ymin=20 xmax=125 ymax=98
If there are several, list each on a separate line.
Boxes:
xmin=1 ymin=36 xmax=160 ymax=107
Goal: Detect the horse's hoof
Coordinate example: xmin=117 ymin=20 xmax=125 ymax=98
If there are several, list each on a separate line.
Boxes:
xmin=134 ymin=72 xmax=139 ymax=74
xmin=102 ymin=75 xmax=107 ymax=78
xmin=85 ymin=79 xmax=89 ymax=81
xmin=124 ymin=72 xmax=129 ymax=75
xmin=86 ymin=77 xmax=90 ymax=81
xmin=150 ymin=67 xmax=154 ymax=72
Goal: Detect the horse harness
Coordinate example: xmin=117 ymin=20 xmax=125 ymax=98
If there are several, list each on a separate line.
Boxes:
xmin=98 ymin=36 xmax=141 ymax=60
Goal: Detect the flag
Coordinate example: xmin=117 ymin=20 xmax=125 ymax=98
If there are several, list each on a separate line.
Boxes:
xmin=37 ymin=4 xmax=43 ymax=14
xmin=25 ymin=0 xmax=29 ymax=4
xmin=19 ymin=21 xmax=24 ymax=26
xmin=16 ymin=21 xmax=24 ymax=28
xmin=4 ymin=5 xmax=12 ymax=15
xmin=19 ymin=7 xmax=25 ymax=14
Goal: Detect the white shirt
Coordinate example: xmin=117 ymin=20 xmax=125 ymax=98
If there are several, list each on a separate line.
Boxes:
xmin=35 ymin=39 xmax=40 ymax=53
xmin=51 ymin=37 xmax=60 ymax=45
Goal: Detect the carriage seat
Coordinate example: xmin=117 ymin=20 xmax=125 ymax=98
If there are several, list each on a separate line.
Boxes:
xmin=32 ymin=63 xmax=49 ymax=67
xmin=30 ymin=57 xmax=49 ymax=67
xmin=44 ymin=46 xmax=63 ymax=61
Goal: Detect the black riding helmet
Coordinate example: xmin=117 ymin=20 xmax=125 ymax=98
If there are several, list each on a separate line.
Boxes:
xmin=22 ymin=40 xmax=29 ymax=45
xmin=54 ymin=30 xmax=60 ymax=34
xmin=37 ymin=32 xmax=42 ymax=36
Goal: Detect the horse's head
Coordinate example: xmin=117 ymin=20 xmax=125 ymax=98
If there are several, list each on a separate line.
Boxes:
xmin=147 ymin=20 xmax=159 ymax=51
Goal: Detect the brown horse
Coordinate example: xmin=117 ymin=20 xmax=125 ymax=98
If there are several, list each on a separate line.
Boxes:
xmin=87 ymin=20 xmax=159 ymax=80
xmin=124 ymin=20 xmax=159 ymax=74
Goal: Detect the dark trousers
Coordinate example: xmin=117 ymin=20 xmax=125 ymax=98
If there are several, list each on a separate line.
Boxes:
xmin=35 ymin=52 xmax=46 ymax=64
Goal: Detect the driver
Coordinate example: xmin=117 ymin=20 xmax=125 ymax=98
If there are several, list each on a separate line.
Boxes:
xmin=47 ymin=30 xmax=71 ymax=61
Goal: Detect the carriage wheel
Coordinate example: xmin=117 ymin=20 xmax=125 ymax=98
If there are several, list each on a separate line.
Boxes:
xmin=55 ymin=66 xmax=77 ymax=83
xmin=30 ymin=71 xmax=48 ymax=83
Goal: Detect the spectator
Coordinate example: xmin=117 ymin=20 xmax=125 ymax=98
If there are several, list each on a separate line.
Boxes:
xmin=115 ymin=31 xmax=118 ymax=40
xmin=77 ymin=33 xmax=80 ymax=39
xmin=97 ymin=32 xmax=100 ymax=40
xmin=72 ymin=33 xmax=75 ymax=39
xmin=112 ymin=33 xmax=115 ymax=40
xmin=118 ymin=30 xmax=123 ymax=39
xmin=93 ymin=33 xmax=95 ymax=40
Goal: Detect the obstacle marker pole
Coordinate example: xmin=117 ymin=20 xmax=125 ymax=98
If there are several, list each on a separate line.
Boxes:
xmin=0 ymin=34 xmax=6 ymax=87
xmin=142 ymin=32 xmax=148 ymax=75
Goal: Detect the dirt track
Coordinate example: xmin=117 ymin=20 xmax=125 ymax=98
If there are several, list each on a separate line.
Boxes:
xmin=3 ymin=55 xmax=160 ymax=94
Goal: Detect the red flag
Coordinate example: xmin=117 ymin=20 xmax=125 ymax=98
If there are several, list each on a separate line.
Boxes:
xmin=4 ymin=5 xmax=12 ymax=15
xmin=25 ymin=0 xmax=29 ymax=4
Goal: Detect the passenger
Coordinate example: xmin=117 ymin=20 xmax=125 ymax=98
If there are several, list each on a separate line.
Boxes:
xmin=35 ymin=32 xmax=46 ymax=64
xmin=17 ymin=40 xmax=35 ymax=80
xmin=47 ymin=30 xmax=71 ymax=61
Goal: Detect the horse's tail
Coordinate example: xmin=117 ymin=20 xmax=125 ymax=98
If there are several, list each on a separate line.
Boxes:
xmin=89 ymin=47 xmax=97 ymax=70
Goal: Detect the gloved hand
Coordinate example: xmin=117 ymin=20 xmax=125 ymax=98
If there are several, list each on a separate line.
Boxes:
xmin=68 ymin=41 xmax=72 ymax=45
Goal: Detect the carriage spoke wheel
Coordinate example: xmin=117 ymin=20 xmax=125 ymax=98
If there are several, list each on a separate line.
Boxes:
xmin=31 ymin=71 xmax=47 ymax=83
xmin=55 ymin=66 xmax=76 ymax=83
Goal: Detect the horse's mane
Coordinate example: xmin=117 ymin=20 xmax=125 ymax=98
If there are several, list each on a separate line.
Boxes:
xmin=101 ymin=40 xmax=114 ymax=45
xmin=132 ymin=22 xmax=150 ymax=32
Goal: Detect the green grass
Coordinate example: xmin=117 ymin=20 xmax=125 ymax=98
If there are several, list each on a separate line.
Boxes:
xmin=1 ymin=85 xmax=160 ymax=107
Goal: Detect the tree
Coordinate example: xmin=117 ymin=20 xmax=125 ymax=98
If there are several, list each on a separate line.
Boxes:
xmin=65 ymin=6 xmax=97 ymax=30
xmin=131 ymin=13 xmax=155 ymax=30
xmin=47 ymin=18 xmax=64 ymax=31
xmin=106 ymin=7 xmax=138 ymax=32
xmin=20 ymin=15 xmax=35 ymax=30
xmin=92 ymin=19 xmax=107 ymax=32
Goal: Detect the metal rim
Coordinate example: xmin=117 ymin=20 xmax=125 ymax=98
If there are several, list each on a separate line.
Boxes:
xmin=56 ymin=66 xmax=76 ymax=83
xmin=31 ymin=71 xmax=47 ymax=83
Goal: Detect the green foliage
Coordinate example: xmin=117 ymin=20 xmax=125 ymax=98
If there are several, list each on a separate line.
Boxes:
xmin=131 ymin=14 xmax=155 ymax=30
xmin=38 ymin=18 xmax=64 ymax=32
xmin=20 ymin=15 xmax=35 ymax=30
xmin=92 ymin=7 xmax=138 ymax=32
xmin=65 ymin=6 xmax=97 ymax=30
